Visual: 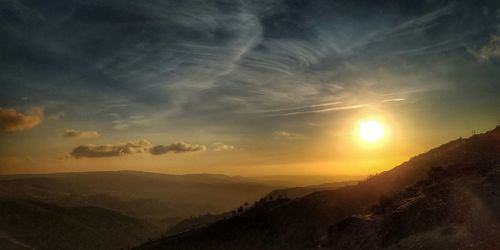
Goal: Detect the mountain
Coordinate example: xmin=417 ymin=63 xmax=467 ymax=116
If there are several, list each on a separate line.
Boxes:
xmin=0 ymin=172 xmax=280 ymax=249
xmin=0 ymin=171 xmax=278 ymax=222
xmin=135 ymin=125 xmax=500 ymax=250
xmin=0 ymin=199 xmax=158 ymax=250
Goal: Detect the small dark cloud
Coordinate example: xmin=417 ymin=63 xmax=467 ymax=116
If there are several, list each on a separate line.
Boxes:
xmin=63 ymin=129 xmax=100 ymax=139
xmin=0 ymin=107 xmax=43 ymax=132
xmin=149 ymin=142 xmax=206 ymax=155
xmin=70 ymin=140 xmax=152 ymax=158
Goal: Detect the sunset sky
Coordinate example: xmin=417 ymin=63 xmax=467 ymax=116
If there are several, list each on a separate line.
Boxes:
xmin=1 ymin=0 xmax=499 ymax=176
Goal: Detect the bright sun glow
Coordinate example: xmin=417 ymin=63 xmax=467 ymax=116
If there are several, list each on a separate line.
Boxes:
xmin=358 ymin=120 xmax=385 ymax=143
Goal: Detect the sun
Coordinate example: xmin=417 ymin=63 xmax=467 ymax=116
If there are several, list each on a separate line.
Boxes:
xmin=358 ymin=119 xmax=385 ymax=143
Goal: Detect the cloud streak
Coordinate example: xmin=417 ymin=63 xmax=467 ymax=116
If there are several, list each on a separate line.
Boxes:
xmin=266 ymin=104 xmax=366 ymax=117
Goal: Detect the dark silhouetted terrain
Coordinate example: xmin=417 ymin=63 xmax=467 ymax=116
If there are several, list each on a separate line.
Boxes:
xmin=136 ymin=125 xmax=500 ymax=250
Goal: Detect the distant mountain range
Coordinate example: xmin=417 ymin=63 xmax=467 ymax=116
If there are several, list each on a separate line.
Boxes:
xmin=135 ymin=125 xmax=500 ymax=250
xmin=0 ymin=171 xmax=282 ymax=249
xmin=0 ymin=171 xmax=278 ymax=220
xmin=0 ymin=168 xmax=361 ymax=249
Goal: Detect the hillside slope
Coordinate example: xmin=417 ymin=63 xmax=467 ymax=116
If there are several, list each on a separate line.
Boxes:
xmin=136 ymin=125 xmax=500 ymax=250
xmin=327 ymin=131 xmax=500 ymax=249
xmin=327 ymin=162 xmax=500 ymax=249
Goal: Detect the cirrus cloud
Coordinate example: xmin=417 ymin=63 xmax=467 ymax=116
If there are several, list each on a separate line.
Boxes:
xmin=0 ymin=107 xmax=43 ymax=132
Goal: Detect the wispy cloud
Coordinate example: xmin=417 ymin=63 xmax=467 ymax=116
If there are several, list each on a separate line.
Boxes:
xmin=266 ymin=104 xmax=366 ymax=117
xmin=381 ymin=98 xmax=406 ymax=103
xmin=259 ymin=101 xmax=342 ymax=113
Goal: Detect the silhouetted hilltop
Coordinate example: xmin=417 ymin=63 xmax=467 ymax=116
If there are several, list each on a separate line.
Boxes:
xmin=135 ymin=125 xmax=500 ymax=250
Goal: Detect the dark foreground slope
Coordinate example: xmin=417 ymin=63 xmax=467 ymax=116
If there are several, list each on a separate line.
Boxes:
xmin=327 ymin=132 xmax=500 ymax=249
xmin=136 ymin=125 xmax=500 ymax=250
xmin=328 ymin=162 xmax=500 ymax=250
xmin=0 ymin=199 xmax=158 ymax=250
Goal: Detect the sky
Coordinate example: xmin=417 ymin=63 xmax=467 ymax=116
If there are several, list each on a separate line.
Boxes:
xmin=1 ymin=0 xmax=499 ymax=176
